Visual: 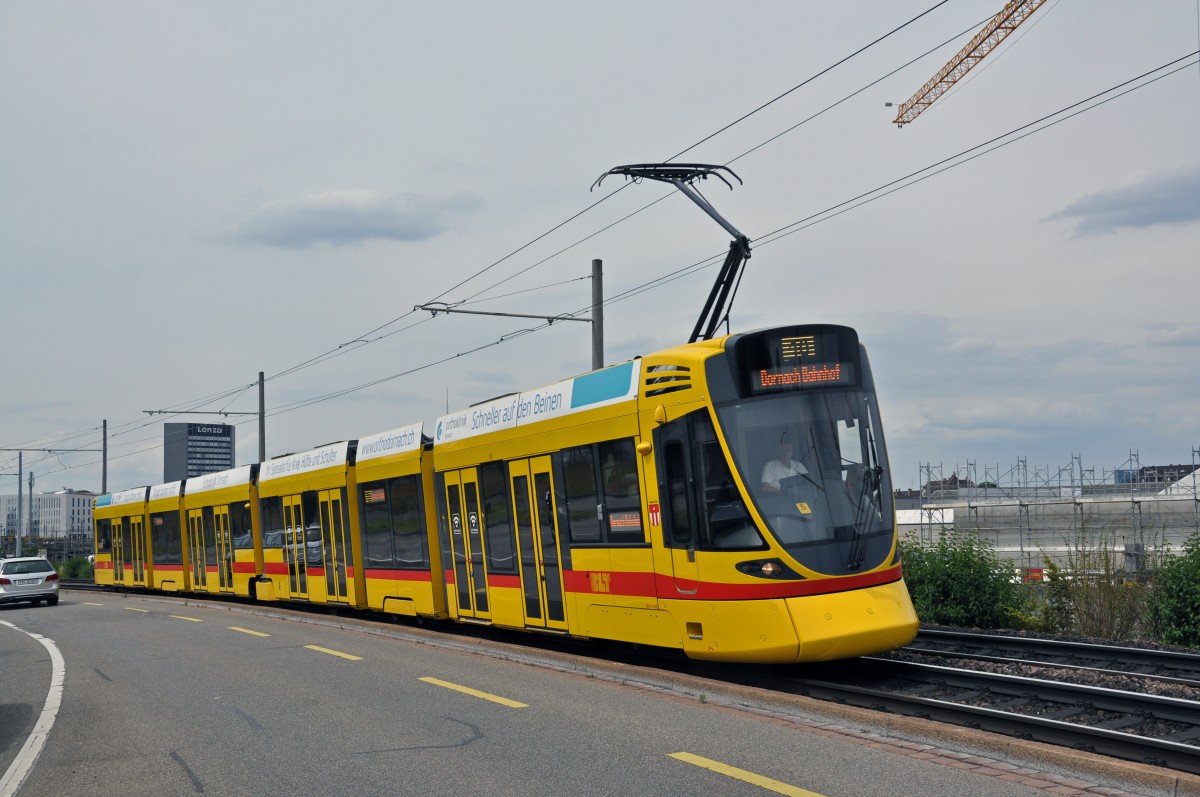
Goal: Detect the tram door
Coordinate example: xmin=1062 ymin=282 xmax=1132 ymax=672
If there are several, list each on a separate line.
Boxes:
xmin=111 ymin=519 xmax=125 ymax=583
xmin=509 ymin=458 xmax=566 ymax=630
xmin=442 ymin=470 xmax=490 ymax=620
xmin=318 ymin=490 xmax=350 ymax=603
xmin=282 ymin=495 xmax=310 ymax=599
xmin=211 ymin=506 xmax=234 ymax=591
xmin=659 ymin=429 xmax=700 ymax=593
xmin=187 ymin=510 xmax=203 ymax=589
xmin=128 ymin=516 xmax=146 ymax=586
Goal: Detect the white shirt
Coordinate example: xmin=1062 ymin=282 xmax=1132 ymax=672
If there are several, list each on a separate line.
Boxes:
xmin=761 ymin=458 xmax=808 ymax=490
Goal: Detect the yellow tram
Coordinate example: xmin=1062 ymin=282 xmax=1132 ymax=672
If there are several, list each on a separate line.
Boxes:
xmin=95 ymin=324 xmax=918 ymax=663
xmin=354 ymin=423 xmax=447 ymax=618
xmin=93 ymin=486 xmax=150 ymax=589
xmin=145 ymin=481 xmax=184 ymax=592
xmin=429 ymin=325 xmax=918 ymax=662
xmin=256 ymin=441 xmax=363 ymax=606
xmin=180 ymin=465 xmax=261 ymax=597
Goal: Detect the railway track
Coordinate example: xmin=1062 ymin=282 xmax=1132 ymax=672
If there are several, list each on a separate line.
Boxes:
xmin=757 ymin=656 xmax=1200 ymax=775
xmin=60 ymin=583 xmax=1200 ymax=774
xmin=903 ymin=628 xmax=1200 ymax=689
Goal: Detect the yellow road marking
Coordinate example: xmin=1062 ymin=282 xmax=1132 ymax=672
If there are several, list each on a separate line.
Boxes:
xmin=304 ymin=644 xmax=362 ymax=661
xmin=419 ymin=677 xmax=528 ymax=708
xmin=83 ymin=602 xmax=104 ymax=606
xmin=229 ymin=626 xmax=270 ymax=637
xmin=170 ymin=615 xmax=202 ymax=622
xmin=124 ymin=607 xmax=149 ymax=613
xmin=669 ymin=753 xmax=825 ymax=797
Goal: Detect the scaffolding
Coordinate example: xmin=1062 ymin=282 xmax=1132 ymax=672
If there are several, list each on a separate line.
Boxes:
xmin=906 ymin=448 xmax=1200 ymax=571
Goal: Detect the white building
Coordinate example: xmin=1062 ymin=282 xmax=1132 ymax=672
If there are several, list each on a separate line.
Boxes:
xmin=1 ymin=489 xmax=96 ymax=540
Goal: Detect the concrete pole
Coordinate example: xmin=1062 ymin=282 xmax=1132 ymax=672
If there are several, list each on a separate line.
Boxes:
xmin=591 ymin=259 xmax=604 ymax=371
xmin=102 ymin=419 xmax=107 ymax=494
xmin=258 ymin=372 xmax=266 ymax=463
xmin=16 ymin=452 xmax=22 ymax=556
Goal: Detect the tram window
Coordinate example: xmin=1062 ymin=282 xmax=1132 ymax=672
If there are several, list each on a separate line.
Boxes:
xmin=389 ymin=476 xmax=427 ymax=569
xmin=598 ymin=439 xmax=644 ymax=543
xmin=201 ymin=507 xmax=217 ymax=566
xmin=300 ymin=491 xmax=320 ymax=532
xmin=562 ymin=446 xmax=601 ymax=542
xmin=360 ymin=480 xmax=393 ymax=567
xmin=663 ymin=441 xmax=694 ymax=545
xmin=479 ymin=462 xmax=516 ymax=573
xmin=229 ymin=501 xmax=253 ymax=549
xmin=95 ymin=518 xmax=111 ymax=552
xmin=689 ymin=413 xmax=762 ymax=551
xmin=359 ymin=476 xmax=429 ymax=569
xmin=259 ymin=497 xmax=284 ymax=549
xmin=150 ymin=511 xmax=183 ymax=564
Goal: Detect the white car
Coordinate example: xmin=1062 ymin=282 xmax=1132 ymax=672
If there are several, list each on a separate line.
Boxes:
xmin=0 ymin=557 xmax=60 ymax=606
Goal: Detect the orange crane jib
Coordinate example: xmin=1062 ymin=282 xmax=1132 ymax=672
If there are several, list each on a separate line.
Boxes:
xmin=893 ymin=0 xmax=1048 ymax=127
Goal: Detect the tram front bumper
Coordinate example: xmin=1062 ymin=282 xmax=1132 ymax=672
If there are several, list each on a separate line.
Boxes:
xmin=786 ymin=577 xmax=919 ymax=662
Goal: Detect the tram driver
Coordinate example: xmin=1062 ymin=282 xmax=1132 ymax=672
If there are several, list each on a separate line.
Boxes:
xmin=761 ymin=440 xmax=809 ymax=496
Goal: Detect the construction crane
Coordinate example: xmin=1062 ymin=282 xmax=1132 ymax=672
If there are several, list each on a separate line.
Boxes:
xmin=893 ymin=0 xmax=1048 ymax=126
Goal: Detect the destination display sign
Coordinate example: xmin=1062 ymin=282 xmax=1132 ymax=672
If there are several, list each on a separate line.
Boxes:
xmin=730 ymin=326 xmax=862 ymax=396
xmin=750 ymin=361 xmax=855 ymax=392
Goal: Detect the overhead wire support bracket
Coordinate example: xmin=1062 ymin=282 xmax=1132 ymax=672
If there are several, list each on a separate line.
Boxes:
xmin=413 ymin=302 xmax=589 ymax=324
xmin=592 ymin=163 xmax=751 ymax=343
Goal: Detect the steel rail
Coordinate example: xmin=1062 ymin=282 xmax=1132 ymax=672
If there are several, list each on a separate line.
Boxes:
xmin=786 ymin=658 xmax=1200 ymax=774
xmin=909 ymin=629 xmax=1200 ymax=687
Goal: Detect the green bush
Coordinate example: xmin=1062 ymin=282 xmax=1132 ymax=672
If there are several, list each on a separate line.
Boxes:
xmin=1150 ymin=532 xmax=1200 ymax=647
xmin=900 ymin=529 xmax=1024 ymax=628
xmin=1030 ymin=524 xmax=1160 ymax=641
xmin=60 ymin=556 xmax=94 ymax=580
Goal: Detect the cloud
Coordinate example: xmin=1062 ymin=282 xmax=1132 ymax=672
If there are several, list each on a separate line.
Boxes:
xmin=1046 ymin=165 xmax=1200 ymax=236
xmin=1144 ymin=323 xmax=1200 ymax=348
xmin=222 ymin=189 xmax=483 ymax=248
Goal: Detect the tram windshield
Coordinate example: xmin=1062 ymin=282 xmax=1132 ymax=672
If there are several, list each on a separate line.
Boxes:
xmin=713 ymin=388 xmax=895 ymax=575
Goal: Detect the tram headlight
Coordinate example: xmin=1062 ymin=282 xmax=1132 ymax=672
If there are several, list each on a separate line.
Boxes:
xmin=735 ymin=558 xmax=798 ymax=579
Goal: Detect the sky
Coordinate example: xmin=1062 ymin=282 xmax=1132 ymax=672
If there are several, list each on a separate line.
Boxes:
xmin=1 ymin=0 xmax=1198 ymax=497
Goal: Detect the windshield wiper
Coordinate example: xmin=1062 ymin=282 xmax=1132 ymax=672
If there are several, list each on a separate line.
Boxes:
xmin=846 ymin=421 xmax=886 ymax=570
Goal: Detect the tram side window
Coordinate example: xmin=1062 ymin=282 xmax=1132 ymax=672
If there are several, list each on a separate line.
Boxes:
xmin=389 ymin=476 xmax=428 ymax=568
xmin=663 ymin=441 xmax=694 ymax=545
xmin=598 ymin=439 xmax=644 ymax=543
xmin=690 ymin=414 xmax=762 ymax=551
xmin=201 ymin=507 xmax=216 ymax=565
xmin=301 ymin=491 xmax=320 ymax=534
xmin=229 ymin=501 xmax=253 ymax=549
xmin=479 ymin=462 xmax=516 ymax=574
xmin=150 ymin=511 xmax=183 ymax=564
xmin=359 ymin=475 xmax=430 ymax=570
xmin=561 ymin=438 xmax=645 ymax=545
xmin=360 ymin=481 xmax=393 ymax=567
xmin=121 ymin=517 xmax=135 ymax=564
xmin=259 ymin=497 xmax=284 ymax=549
xmin=357 ymin=475 xmax=429 ymax=568
xmin=95 ymin=518 xmax=111 ymax=553
xmin=562 ymin=446 xmax=601 ymax=542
